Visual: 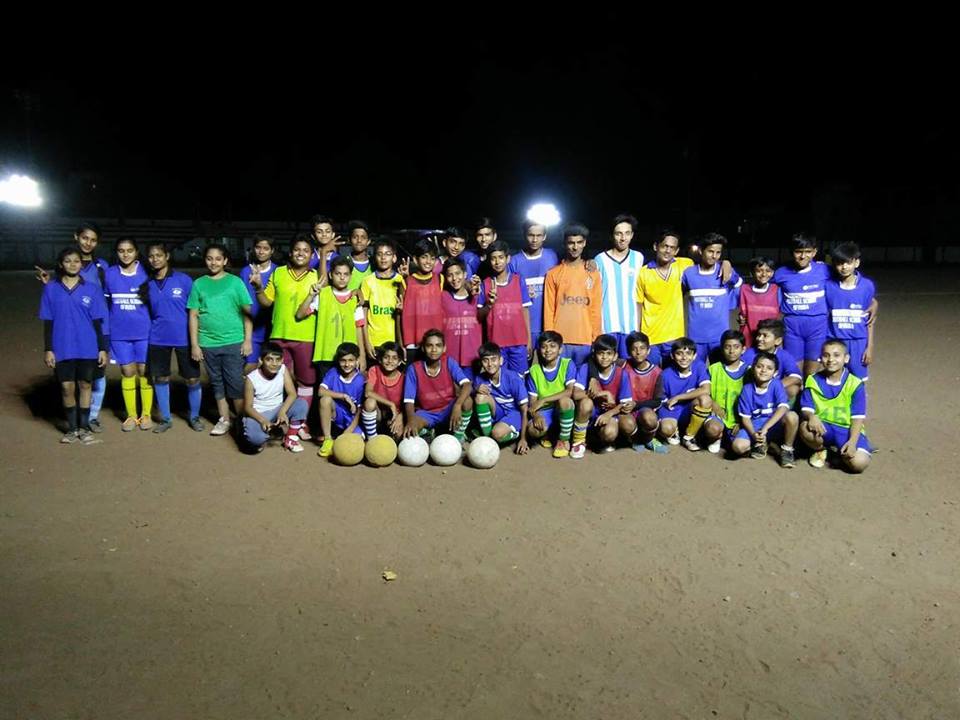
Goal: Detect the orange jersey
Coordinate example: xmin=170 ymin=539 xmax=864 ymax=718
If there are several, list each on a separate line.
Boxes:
xmin=543 ymin=261 xmax=603 ymax=346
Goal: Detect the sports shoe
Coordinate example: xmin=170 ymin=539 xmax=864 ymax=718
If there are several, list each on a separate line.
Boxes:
xmin=418 ymin=428 xmax=435 ymax=442
xmin=188 ymin=416 xmax=205 ymax=432
xmin=750 ymin=441 xmax=768 ymax=459
xmin=283 ymin=435 xmax=304 ymax=453
xmin=138 ymin=415 xmax=154 ymax=431
xmin=780 ymin=447 xmax=796 ymax=468
xmin=570 ymin=441 xmax=586 ymax=459
xmin=707 ymin=439 xmax=722 ymax=454
xmin=60 ymin=430 xmax=80 ymax=444
xmin=682 ymin=435 xmax=700 ymax=452
xmin=539 ymin=437 xmax=554 ymax=449
xmin=809 ymin=448 xmax=827 ymax=468
xmin=153 ymin=419 xmax=173 ymax=434
xmin=210 ymin=417 xmax=232 ymax=436
xmin=297 ymin=425 xmax=313 ymax=441
xmin=598 ymin=444 xmax=616 ymax=454
xmin=646 ymin=438 xmax=669 ymax=454
xmin=552 ymin=439 xmax=570 ymax=458
xmin=666 ymin=431 xmax=681 ymax=446
xmin=88 ymin=418 xmax=103 ymax=433
xmin=317 ymin=438 xmax=334 ymax=457
xmin=78 ymin=429 xmax=102 ymax=446
xmin=121 ymin=417 xmax=138 ymax=432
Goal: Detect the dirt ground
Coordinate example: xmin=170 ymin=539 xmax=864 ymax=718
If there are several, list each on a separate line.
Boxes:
xmin=1 ymin=268 xmax=958 ymax=720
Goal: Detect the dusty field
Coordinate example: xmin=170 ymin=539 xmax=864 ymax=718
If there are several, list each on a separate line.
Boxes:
xmin=1 ymin=268 xmax=958 ymax=720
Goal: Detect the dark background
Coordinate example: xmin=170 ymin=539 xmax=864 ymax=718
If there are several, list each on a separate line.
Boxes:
xmin=3 ymin=23 xmax=958 ymax=249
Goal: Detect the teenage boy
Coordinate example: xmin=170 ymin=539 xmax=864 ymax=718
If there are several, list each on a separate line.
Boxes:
xmin=473 ymin=342 xmax=530 ymax=453
xmin=826 ymin=241 xmax=877 ymax=381
xmin=400 ymin=239 xmax=444 ymax=360
xmin=701 ymin=329 xmax=750 ymax=454
xmin=595 ymin=214 xmax=645 ymax=357
xmin=402 ymin=330 xmax=474 ymax=442
xmin=742 ymin=319 xmax=803 ymax=400
xmin=682 ymin=231 xmax=742 ymax=364
xmin=509 ymin=220 xmax=559 ymax=343
xmin=478 ymin=240 xmax=533 ymax=374
xmin=773 ymin=232 xmax=831 ymax=377
xmin=359 ymin=239 xmax=405 ymax=362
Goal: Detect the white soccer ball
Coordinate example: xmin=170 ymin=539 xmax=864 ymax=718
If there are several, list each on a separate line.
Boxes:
xmin=397 ymin=436 xmax=430 ymax=467
xmin=466 ymin=436 xmax=500 ymax=469
xmin=429 ymin=434 xmax=463 ymax=466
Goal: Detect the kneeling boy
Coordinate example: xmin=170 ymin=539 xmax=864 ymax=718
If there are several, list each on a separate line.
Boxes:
xmin=243 ymin=342 xmax=309 ymax=453
xmin=402 ymin=330 xmax=474 ymax=441
xmin=729 ymin=351 xmax=799 ymax=468
xmin=581 ymin=334 xmax=633 ymax=453
xmin=317 ymin=342 xmax=365 ymax=456
xmin=658 ymin=337 xmax=714 ymax=451
xmin=525 ymin=331 xmax=585 ymax=458
xmin=474 ymin=342 xmax=530 ymax=453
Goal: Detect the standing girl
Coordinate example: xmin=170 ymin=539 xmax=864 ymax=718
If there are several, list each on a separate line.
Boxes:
xmin=240 ymin=234 xmax=276 ymax=374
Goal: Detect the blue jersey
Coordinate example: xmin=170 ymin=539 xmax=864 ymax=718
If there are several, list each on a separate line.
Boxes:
xmin=682 ymin=264 xmax=742 ymax=343
xmin=743 ymin=347 xmax=802 ymax=381
xmin=460 ymin=250 xmax=481 ymax=278
xmin=39 ymin=278 xmax=107 ymax=360
xmin=826 ymin=274 xmax=875 ymax=341
xmin=773 ymin=261 xmax=831 ymax=317
xmin=103 ymin=263 xmax=150 ymax=341
xmin=595 ymin=249 xmax=645 ymax=335
xmin=576 ymin=362 xmax=633 ymax=403
xmin=78 ymin=258 xmax=110 ymax=333
xmin=801 ymin=370 xmax=867 ymax=420
xmin=525 ymin=359 xmax=578 ymax=399
xmin=320 ymin=368 xmax=366 ymax=410
xmin=737 ymin=379 xmax=790 ymax=423
xmin=147 ymin=271 xmax=192 ymax=347
xmin=660 ymin=361 xmax=711 ymax=404
xmin=475 ymin=369 xmax=528 ymax=412
xmin=240 ymin=263 xmax=276 ymax=343
xmin=510 ymin=248 xmax=560 ymax=339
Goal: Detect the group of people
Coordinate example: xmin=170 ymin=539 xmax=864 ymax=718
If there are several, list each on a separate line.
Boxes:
xmin=37 ymin=214 xmax=877 ymax=472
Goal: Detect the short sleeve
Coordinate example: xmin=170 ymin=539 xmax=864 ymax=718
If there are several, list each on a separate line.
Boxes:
xmin=186 ymin=280 xmax=201 ymax=310
xmin=403 ymin=365 xmax=418 ymax=404
xmin=850 ymin=380 xmax=867 ymax=418
xmin=448 ymin=357 xmax=469 ymax=385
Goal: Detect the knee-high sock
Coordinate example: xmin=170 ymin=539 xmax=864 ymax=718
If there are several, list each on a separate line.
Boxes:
xmin=361 ymin=410 xmax=378 ymax=438
xmin=572 ymin=421 xmax=588 ymax=446
xmin=138 ymin=376 xmax=154 ymax=418
xmin=685 ymin=405 xmax=711 ymax=439
xmin=187 ymin=383 xmax=202 ymax=419
xmin=154 ymin=382 xmax=171 ymax=421
xmin=453 ymin=408 xmax=473 ymax=442
xmin=476 ymin=401 xmax=493 ymax=436
xmin=121 ymin=376 xmax=137 ymax=419
xmin=65 ymin=406 xmax=78 ymax=431
xmin=90 ymin=375 xmax=106 ymax=420
xmin=297 ymin=384 xmax=314 ymax=412
xmin=558 ymin=407 xmax=574 ymax=442
xmin=78 ymin=407 xmax=91 ymax=430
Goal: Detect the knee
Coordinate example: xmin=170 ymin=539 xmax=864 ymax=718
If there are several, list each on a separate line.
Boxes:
xmin=845 ymin=453 xmax=870 ymax=474
xmin=730 ymin=439 xmax=750 ymax=456
xmin=703 ymin=420 xmax=723 ymax=440
xmin=461 ymin=396 xmax=473 ymax=411
xmin=577 ymin=397 xmax=594 ymax=415
xmin=557 ymin=397 xmax=573 ymax=411
xmin=319 ymin=395 xmax=333 ymax=407
xmin=363 ymin=397 xmax=377 ymax=412
xmin=600 ymin=424 xmax=617 ymax=442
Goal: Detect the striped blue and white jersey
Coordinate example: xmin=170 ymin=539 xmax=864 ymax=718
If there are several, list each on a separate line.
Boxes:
xmin=594 ymin=249 xmax=645 ymax=335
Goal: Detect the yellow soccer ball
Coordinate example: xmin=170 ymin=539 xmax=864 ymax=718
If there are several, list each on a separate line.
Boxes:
xmin=364 ymin=435 xmax=398 ymax=467
xmin=332 ymin=433 xmax=365 ymax=466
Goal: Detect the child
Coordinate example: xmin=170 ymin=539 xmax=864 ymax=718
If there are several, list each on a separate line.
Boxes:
xmin=730 ymin=351 xmax=799 ymax=468
xmin=438 ymin=227 xmax=479 ymax=278
xmin=682 ymin=232 xmax=741 ymax=364
xmin=308 ymin=214 xmax=340 ymax=271
xmin=144 ymin=242 xmax=203 ymax=433
xmin=297 ymin=255 xmax=366 ymax=372
xmin=826 ymin=241 xmax=877 ymax=381
xmin=477 ymin=240 xmax=533 ymax=374
xmin=742 ymin=319 xmax=803 ymax=400
xmin=473 ymin=342 xmax=530 ymax=453
xmin=622 ymin=331 xmax=667 ymax=453
xmin=738 ymin=256 xmax=779 ymax=348
xmin=440 ymin=258 xmax=483 ymax=377
xmin=400 ymin=238 xmax=444 ymax=360
xmin=251 ymin=234 xmax=319 ymax=429
xmin=543 ymin=223 xmax=603 ymax=366
xmin=799 ymin=339 xmax=871 ymax=473
xmin=39 ymin=247 xmax=109 ymax=444
xmin=359 ymin=239 xmax=405 ymax=363
xmin=657 ymin=337 xmax=714 ymax=451
xmin=581 ymin=334 xmax=633 ymax=453
xmin=524 ymin=331 xmax=583 ymax=459
xmin=240 ymin=234 xmax=276 ymax=373
xmin=508 ymin=219 xmax=559 ymax=343
xmin=402 ymin=330 xmax=474 ymax=442
xmin=595 ymin=214 xmax=646 ymax=357
xmin=187 ymin=244 xmax=253 ymax=436
xmin=242 ymin=342 xmax=308 ymax=453
xmin=361 ymin=342 xmax=405 ymax=439
xmin=103 ymin=237 xmax=154 ymax=431
xmin=701 ymin=330 xmax=750 ymax=454
xmin=635 ymin=230 xmax=696 ymax=366
xmin=343 ymin=220 xmax=373 ymax=290
xmin=317 ymin=342 xmax=366 ymax=456
xmin=773 ymin=232 xmax=831 ymax=377
xmin=472 ymin=217 xmax=498 ymax=279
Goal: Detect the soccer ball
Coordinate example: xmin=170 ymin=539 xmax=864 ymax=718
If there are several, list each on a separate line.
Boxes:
xmin=397 ymin=436 xmax=430 ymax=467
xmin=332 ymin=433 xmax=365 ymax=466
xmin=365 ymin=435 xmax=398 ymax=467
xmin=466 ymin=436 xmax=500 ymax=469
xmin=429 ymin=434 xmax=462 ymax=466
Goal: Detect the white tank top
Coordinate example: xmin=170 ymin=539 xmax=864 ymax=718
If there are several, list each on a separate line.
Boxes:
xmin=248 ymin=365 xmax=286 ymax=413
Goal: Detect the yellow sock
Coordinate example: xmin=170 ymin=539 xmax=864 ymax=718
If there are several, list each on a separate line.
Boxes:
xmin=138 ymin=376 xmax=153 ymax=418
xmin=121 ymin=376 xmax=137 ymax=418
xmin=685 ymin=405 xmax=711 ymax=438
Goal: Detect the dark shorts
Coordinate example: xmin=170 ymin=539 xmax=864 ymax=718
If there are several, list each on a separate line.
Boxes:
xmin=274 ymin=339 xmax=316 ymax=386
xmin=202 ymin=343 xmax=245 ymax=400
xmin=55 ymin=358 xmax=97 ymax=384
xmin=148 ymin=344 xmax=202 ymax=380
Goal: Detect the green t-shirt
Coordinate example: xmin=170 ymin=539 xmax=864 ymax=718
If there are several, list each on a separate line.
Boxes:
xmin=313 ymin=287 xmax=360 ymax=362
xmin=187 ymin=274 xmax=251 ymax=347
xmin=709 ymin=361 xmax=748 ymax=430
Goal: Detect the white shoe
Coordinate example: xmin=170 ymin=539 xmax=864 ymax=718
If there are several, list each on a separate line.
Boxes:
xmin=707 ymin=439 xmax=722 ymax=454
xmin=210 ymin=417 xmax=232 ymax=436
xmin=682 ymin=435 xmax=700 ymax=452
xmin=666 ymin=431 xmax=681 ymax=446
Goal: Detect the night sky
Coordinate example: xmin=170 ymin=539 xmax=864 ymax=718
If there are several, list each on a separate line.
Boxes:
xmin=3 ymin=27 xmax=957 ymax=245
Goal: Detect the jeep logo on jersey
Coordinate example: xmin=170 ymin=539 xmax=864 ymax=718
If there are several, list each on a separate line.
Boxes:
xmin=560 ymin=295 xmax=591 ymax=305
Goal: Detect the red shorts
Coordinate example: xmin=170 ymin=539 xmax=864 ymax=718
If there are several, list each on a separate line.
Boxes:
xmin=274 ymin=339 xmax=316 ymax=385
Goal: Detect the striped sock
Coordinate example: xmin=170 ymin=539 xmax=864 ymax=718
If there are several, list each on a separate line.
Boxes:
xmin=121 ymin=376 xmax=137 ymax=419
xmin=685 ymin=405 xmax=711 ymax=439
xmin=361 ymin=410 xmax=379 ymax=438
xmin=187 ymin=383 xmax=202 ymax=419
xmin=138 ymin=376 xmax=153 ymax=418
xmin=453 ymin=409 xmax=473 ymax=442
xmin=559 ymin=407 xmax=574 ymax=441
xmin=154 ymin=382 xmax=171 ymax=421
xmin=476 ymin=402 xmax=493 ymax=436
xmin=572 ymin=421 xmax=587 ymax=445
xmin=498 ymin=428 xmax=519 ymax=446
xmin=297 ymin=385 xmax=314 ymax=412
xmin=90 ymin=375 xmax=106 ymax=420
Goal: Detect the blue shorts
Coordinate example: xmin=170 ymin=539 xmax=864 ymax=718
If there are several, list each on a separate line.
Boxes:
xmin=500 ymin=345 xmax=530 ymax=375
xmin=735 ymin=419 xmax=786 ymax=444
xmin=694 ymin=341 xmax=720 ymax=365
xmin=784 ymin=314 xmax=828 ymax=363
xmin=492 ymin=404 xmax=523 ymax=432
xmin=658 ymin=404 xmax=720 ymax=433
xmin=832 ymin=337 xmax=869 ymax=381
xmin=415 ymin=402 xmax=455 ymax=429
xmin=648 ymin=341 xmax=677 ymax=368
xmin=561 ymin=343 xmax=592 ymax=366
xmin=111 ymin=339 xmax=148 ymax=366
xmin=245 ymin=339 xmax=264 ymax=366
xmin=609 ymin=332 xmax=629 ymax=359
xmin=821 ymin=421 xmax=872 ymax=454
xmin=531 ymin=406 xmax=555 ymax=430
xmin=333 ymin=403 xmax=363 ymax=435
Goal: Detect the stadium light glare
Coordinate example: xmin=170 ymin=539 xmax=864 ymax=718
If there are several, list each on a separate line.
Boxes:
xmin=526 ymin=203 xmax=561 ymax=227
xmin=0 ymin=174 xmax=43 ymax=207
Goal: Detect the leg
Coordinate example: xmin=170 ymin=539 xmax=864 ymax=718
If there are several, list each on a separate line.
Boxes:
xmin=475 ymin=390 xmax=496 ymax=436
xmin=703 ymin=418 xmax=725 ymax=442
xmin=842 ymin=450 xmax=871 ymax=474
xmin=119 ymin=361 xmax=139 ymax=429
xmin=361 ymin=397 xmax=379 ymax=438
xmin=570 ymin=396 xmax=593 ymax=458
xmin=618 ymin=413 xmax=637 ymax=440
xmin=136 ymin=360 xmax=154 ymax=429
xmin=319 ymin=395 xmax=335 ymax=440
